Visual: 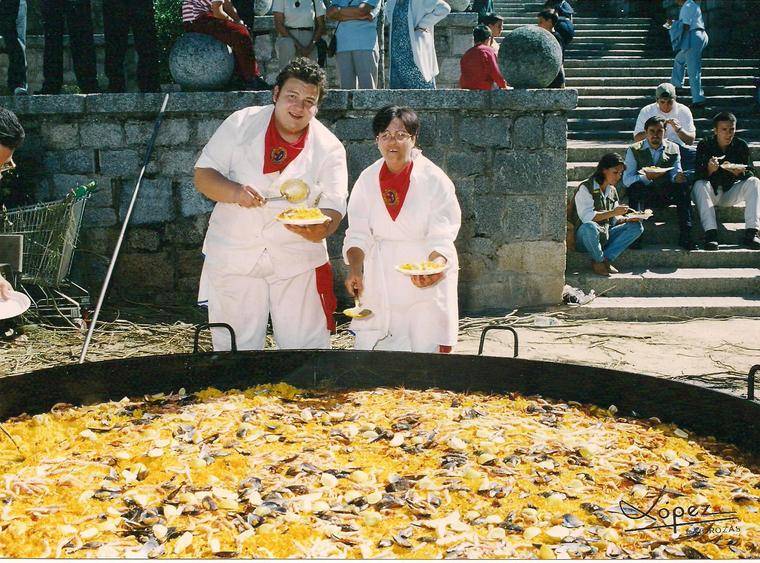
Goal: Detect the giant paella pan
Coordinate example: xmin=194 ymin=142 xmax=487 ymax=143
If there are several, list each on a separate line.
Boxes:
xmin=0 ymin=328 xmax=758 ymax=559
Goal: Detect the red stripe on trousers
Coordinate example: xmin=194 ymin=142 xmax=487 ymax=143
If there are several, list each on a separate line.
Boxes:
xmin=315 ymin=262 xmax=337 ymax=333
xmin=184 ymin=13 xmax=260 ymax=81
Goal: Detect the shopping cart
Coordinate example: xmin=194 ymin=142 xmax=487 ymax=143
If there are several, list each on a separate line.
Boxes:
xmin=0 ymin=182 xmax=96 ymax=325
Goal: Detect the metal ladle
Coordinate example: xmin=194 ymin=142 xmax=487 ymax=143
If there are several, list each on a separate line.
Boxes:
xmin=264 ymin=179 xmax=310 ymax=203
xmin=343 ymin=291 xmax=372 ymax=319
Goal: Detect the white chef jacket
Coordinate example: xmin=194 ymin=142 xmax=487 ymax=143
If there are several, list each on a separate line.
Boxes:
xmin=385 ymin=0 xmax=451 ymax=83
xmin=342 ymin=151 xmax=461 ymax=349
xmin=195 ymin=104 xmax=348 ymax=282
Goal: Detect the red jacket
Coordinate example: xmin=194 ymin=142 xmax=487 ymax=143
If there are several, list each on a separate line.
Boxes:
xmin=459 ymin=44 xmax=507 ymax=90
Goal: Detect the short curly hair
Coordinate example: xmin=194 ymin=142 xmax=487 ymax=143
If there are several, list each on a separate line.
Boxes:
xmin=275 ymin=57 xmax=328 ymax=104
xmin=0 ymin=107 xmax=24 ymax=150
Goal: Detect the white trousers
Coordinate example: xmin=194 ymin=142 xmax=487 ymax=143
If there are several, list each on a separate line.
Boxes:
xmin=691 ymin=177 xmax=760 ymax=231
xmin=353 ymin=299 xmax=449 ymax=353
xmin=275 ymin=29 xmax=317 ymax=70
xmin=201 ymin=252 xmax=330 ymax=351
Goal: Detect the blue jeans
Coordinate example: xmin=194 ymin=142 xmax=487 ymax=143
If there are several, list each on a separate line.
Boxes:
xmin=671 ymin=29 xmax=708 ymax=103
xmin=576 ymin=221 xmax=644 ymax=263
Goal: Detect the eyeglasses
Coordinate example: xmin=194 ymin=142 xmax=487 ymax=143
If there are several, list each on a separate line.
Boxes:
xmin=377 ymin=131 xmax=413 ymax=142
xmin=0 ymin=158 xmax=15 ymax=174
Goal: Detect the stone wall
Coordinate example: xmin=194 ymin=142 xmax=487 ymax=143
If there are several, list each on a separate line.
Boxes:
xmin=1 ymin=89 xmax=576 ymax=314
xmin=0 ymin=13 xmax=478 ymax=94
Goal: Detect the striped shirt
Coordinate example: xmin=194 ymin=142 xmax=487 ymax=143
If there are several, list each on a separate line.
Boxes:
xmin=182 ymin=0 xmax=221 ymax=22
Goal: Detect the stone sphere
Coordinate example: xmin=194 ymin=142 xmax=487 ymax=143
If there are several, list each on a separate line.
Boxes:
xmin=254 ymin=0 xmax=273 ymax=15
xmin=443 ymin=0 xmax=471 ymax=11
xmin=170 ymin=33 xmax=235 ymax=91
xmin=498 ymin=26 xmax=563 ymax=89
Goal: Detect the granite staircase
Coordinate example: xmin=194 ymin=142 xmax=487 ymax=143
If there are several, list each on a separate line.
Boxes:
xmin=495 ymin=1 xmax=760 ymax=319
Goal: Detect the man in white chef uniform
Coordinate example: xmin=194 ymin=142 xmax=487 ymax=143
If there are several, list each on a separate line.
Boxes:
xmin=194 ymin=57 xmax=348 ymax=351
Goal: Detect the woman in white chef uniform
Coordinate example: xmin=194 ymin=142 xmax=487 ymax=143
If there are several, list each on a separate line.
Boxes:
xmin=343 ymin=106 xmax=461 ymax=353
xmin=194 ymin=58 xmax=348 ymax=351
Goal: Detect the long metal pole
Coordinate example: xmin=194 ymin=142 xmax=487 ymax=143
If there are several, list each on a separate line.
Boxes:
xmin=79 ymin=94 xmax=170 ymax=364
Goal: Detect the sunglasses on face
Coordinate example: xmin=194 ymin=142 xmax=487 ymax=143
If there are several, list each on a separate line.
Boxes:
xmin=377 ymin=131 xmax=413 ymax=142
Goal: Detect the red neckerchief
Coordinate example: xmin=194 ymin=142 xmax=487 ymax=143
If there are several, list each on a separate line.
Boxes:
xmin=379 ymin=161 xmax=413 ymax=221
xmin=262 ymin=115 xmax=308 ymax=174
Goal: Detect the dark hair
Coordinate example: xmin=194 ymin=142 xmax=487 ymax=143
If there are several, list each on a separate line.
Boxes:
xmin=481 ymin=12 xmax=503 ymax=25
xmin=473 ymin=24 xmax=492 ymax=44
xmin=644 ymin=116 xmax=667 ymax=131
xmin=274 ymin=57 xmax=327 ymax=103
xmin=538 ymin=8 xmax=558 ymax=25
xmin=593 ymin=152 xmax=625 ymax=184
xmin=0 ymin=107 xmax=24 ymax=150
xmin=372 ymin=105 xmax=420 ymax=138
xmin=713 ymin=111 xmax=737 ymax=127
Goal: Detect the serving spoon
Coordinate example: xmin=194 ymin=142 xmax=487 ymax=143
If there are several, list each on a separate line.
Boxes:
xmin=343 ymin=291 xmax=373 ymax=319
xmin=260 ymin=179 xmax=311 ymax=203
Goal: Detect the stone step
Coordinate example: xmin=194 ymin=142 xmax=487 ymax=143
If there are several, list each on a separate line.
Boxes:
xmin=565 ymin=49 xmax=667 ymax=57
xmin=568 ymin=129 xmax=760 ymax=142
xmin=564 ymin=58 xmax=760 ymax=68
xmin=564 ymin=267 xmax=760 ymax=297
xmin=576 ymin=94 xmax=756 ymax=108
xmin=573 ymin=85 xmax=755 ymax=98
xmin=567 ymin=141 xmax=760 ymax=162
xmin=565 ymin=66 xmax=757 ymax=78
xmin=501 ymin=17 xmax=653 ymax=24
xmin=556 ymin=296 xmax=760 ymax=320
xmin=570 ymin=106 xmax=759 ymax=119
xmin=566 ymin=245 xmax=760 ymax=270
xmin=567 ymin=161 xmax=760 ymax=182
xmin=569 ymin=117 xmax=760 ymax=131
xmin=503 ymin=26 xmax=653 ymax=35
xmin=566 ymin=76 xmax=757 ymax=87
xmin=565 ymin=40 xmax=660 ymax=48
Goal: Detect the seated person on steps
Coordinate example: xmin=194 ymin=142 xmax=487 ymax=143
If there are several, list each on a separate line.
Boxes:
xmin=624 ymin=116 xmax=695 ymax=250
xmin=567 ymin=152 xmax=644 ymax=277
xmin=692 ymin=111 xmax=760 ymax=250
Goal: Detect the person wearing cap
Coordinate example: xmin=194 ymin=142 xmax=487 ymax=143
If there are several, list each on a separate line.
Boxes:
xmin=544 ymin=0 xmax=574 ymax=46
xmin=634 ymin=83 xmax=696 ymax=175
xmin=0 ymin=107 xmax=24 ymax=300
xmin=692 ymin=112 xmax=760 ymax=250
xmin=459 ymin=25 xmax=507 ymax=91
xmin=624 ymin=116 xmax=695 ymax=250
xmin=537 ymin=9 xmax=565 ymax=88
xmin=480 ymin=13 xmax=503 ymax=54
xmin=670 ymin=0 xmax=708 ymax=108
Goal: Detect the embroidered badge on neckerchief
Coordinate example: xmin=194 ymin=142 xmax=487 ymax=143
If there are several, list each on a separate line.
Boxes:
xmin=379 ymin=161 xmax=414 ymax=221
xmin=263 ymin=114 xmax=308 ymax=174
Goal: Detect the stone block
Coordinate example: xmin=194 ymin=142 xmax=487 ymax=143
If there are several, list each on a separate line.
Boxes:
xmin=99 ymin=149 xmax=140 ymax=177
xmin=543 ymin=192 xmax=568 ymax=241
xmin=125 ymin=119 xmax=191 ymax=146
xmin=460 ymin=117 xmax=511 ymax=149
xmin=465 ymin=236 xmax=496 ymax=257
xmin=489 ymin=89 xmax=577 ymax=111
xmin=88 ymin=181 xmax=115 ymax=208
xmin=333 ymin=117 xmax=374 ymax=141
xmin=446 ymin=150 xmax=486 ymax=178
xmin=496 ymin=240 xmax=565 ymax=274
xmin=493 ymin=150 xmax=566 ymax=195
xmin=543 ymin=114 xmax=567 ymax=148
xmin=44 ymin=150 xmax=95 ymax=175
xmin=437 ymin=57 xmax=461 ymax=86
xmin=179 ymin=179 xmax=215 ymax=217
xmin=473 ymin=194 xmax=506 ymax=235
xmin=126 ymin=228 xmax=161 ymax=252
xmin=25 ymin=94 xmax=86 ymax=114
xmin=177 ymin=249 xmax=205 ymax=277
xmin=196 ymin=118 xmax=225 ymax=144
xmin=119 ymin=178 xmax=174 ymax=224
xmin=159 ymin=149 xmax=199 ymax=176
xmin=454 ymin=177 xmax=476 ymax=219
xmin=347 ymin=143 xmax=379 ymax=183
xmin=452 ymin=33 xmax=473 ymax=56
xmin=85 ymin=93 xmax=168 ymax=114
xmin=77 ymin=227 xmax=116 ymax=255
xmin=80 ymin=121 xmax=125 ymax=148
xmin=41 ymin=123 xmax=80 ymax=150
xmin=83 ymin=207 xmax=118 ymax=227
xmin=51 ymin=174 xmax=94 ymax=199
xmin=165 ymin=215 xmax=209 ymax=247
xmin=351 ymin=89 xmax=487 ymax=110
xmin=433 ymin=115 xmax=456 ymax=145
xmin=318 ymin=90 xmax=351 ymax=111
xmin=503 ymin=196 xmax=542 ymax=241
xmin=513 ymin=115 xmax=543 ymax=149
xmin=457 ymin=252 xmax=488 ymax=282
xmin=113 ymin=252 xmax=174 ymax=290
xmin=514 ymin=273 xmax=564 ymax=306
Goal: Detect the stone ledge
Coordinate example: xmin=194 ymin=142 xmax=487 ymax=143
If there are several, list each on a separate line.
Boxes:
xmin=1 ymin=89 xmax=578 ymax=116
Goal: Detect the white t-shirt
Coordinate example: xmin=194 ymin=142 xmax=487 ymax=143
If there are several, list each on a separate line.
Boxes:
xmin=679 ymin=0 xmax=705 ymax=30
xmin=634 ymin=101 xmax=695 ymax=147
xmin=272 ymin=0 xmax=326 ymax=29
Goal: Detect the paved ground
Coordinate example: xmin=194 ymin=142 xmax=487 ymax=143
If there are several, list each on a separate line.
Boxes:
xmin=2 ymin=311 xmax=758 ymax=399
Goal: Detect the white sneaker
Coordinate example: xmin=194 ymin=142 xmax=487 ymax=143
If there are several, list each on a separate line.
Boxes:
xmin=13 ymin=87 xmax=28 ymax=96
